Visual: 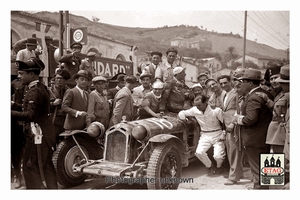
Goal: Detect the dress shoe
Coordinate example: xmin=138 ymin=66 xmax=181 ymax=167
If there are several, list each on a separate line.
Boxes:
xmin=208 ymin=164 xmax=216 ymax=175
xmin=215 ymin=167 xmax=224 ymax=174
xmin=224 ymin=179 xmax=237 ymax=185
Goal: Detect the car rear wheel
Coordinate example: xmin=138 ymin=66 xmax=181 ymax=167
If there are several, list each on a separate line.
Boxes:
xmin=52 ymin=137 xmax=90 ymax=187
xmin=147 ymin=142 xmax=182 ymax=189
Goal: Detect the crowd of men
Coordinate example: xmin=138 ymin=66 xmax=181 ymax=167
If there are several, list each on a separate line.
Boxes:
xmin=11 ymin=38 xmax=290 ymax=190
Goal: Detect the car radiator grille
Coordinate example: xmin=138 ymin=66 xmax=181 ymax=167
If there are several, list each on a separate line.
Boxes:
xmin=106 ymin=131 xmax=126 ymax=162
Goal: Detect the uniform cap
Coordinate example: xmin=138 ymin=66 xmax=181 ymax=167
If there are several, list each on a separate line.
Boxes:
xmin=140 ymin=70 xmax=152 ymax=80
xmin=70 ymin=42 xmax=83 ymax=49
xmin=26 ymin=38 xmax=38 ymax=46
xmin=192 ymin=83 xmax=203 ymax=90
xmin=16 ymin=57 xmax=45 ymax=71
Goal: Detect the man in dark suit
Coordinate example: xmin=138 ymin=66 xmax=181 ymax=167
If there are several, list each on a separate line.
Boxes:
xmin=11 ymin=57 xmax=58 ymax=189
xmin=62 ymin=70 xmax=91 ymax=130
xmin=233 ymin=68 xmax=273 ymax=189
xmin=109 ymin=75 xmax=137 ymax=126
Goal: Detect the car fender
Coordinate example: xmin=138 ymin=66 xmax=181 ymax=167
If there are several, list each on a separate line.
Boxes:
xmin=149 ymin=134 xmax=185 ymax=152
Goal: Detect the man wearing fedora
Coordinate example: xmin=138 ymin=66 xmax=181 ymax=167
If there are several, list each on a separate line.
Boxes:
xmin=11 ymin=57 xmax=58 ymax=189
xmin=232 ymin=68 xmax=273 ymax=189
xmin=16 ymin=38 xmax=38 ymax=62
xmin=132 ymin=70 xmax=152 ymax=119
xmin=62 ymin=69 xmax=91 ymax=130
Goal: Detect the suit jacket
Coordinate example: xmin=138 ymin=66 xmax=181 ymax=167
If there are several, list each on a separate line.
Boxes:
xmin=109 ymin=87 xmax=134 ymax=126
xmin=62 ymin=87 xmax=88 ymax=130
xmin=223 ymin=89 xmax=237 ymax=128
xmin=107 ymin=87 xmax=120 ymax=101
xmin=11 ymin=82 xmax=56 ymax=150
xmin=240 ymin=87 xmax=273 ymax=147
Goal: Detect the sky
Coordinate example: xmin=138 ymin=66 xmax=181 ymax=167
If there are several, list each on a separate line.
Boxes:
xmin=69 ymin=10 xmax=290 ymax=50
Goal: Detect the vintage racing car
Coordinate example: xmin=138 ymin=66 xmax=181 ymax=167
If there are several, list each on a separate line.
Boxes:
xmin=52 ymin=114 xmax=200 ymax=189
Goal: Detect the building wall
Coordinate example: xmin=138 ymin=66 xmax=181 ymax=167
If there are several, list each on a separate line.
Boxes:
xmin=11 ymin=11 xmax=137 ymax=74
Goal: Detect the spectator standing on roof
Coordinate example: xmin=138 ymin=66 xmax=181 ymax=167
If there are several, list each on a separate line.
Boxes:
xmin=16 ymin=38 xmax=38 ymax=62
xmin=80 ymin=52 xmax=97 ymax=78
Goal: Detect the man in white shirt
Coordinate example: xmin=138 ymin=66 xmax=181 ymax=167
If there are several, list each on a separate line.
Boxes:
xmin=178 ymin=95 xmax=226 ymax=175
xmin=16 ymin=38 xmax=38 ymax=62
xmin=155 ymin=47 xmax=178 ymax=82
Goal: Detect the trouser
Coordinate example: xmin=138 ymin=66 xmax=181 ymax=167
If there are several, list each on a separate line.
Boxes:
xmin=23 ymin=136 xmax=58 ymax=189
xmin=243 ymin=145 xmax=270 ymax=189
xmin=11 ymin=123 xmax=25 ymax=181
xmin=195 ymin=131 xmax=225 ymax=168
xmin=226 ymin=132 xmax=243 ymax=181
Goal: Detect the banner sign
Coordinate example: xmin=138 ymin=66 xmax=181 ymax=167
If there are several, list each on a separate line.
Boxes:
xmin=94 ymin=56 xmax=133 ymax=77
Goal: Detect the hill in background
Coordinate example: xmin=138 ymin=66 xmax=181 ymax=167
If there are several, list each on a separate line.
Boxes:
xmin=34 ymin=11 xmax=287 ymax=61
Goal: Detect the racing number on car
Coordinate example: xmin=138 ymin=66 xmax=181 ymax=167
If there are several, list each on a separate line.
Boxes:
xmin=145 ymin=118 xmax=173 ymax=130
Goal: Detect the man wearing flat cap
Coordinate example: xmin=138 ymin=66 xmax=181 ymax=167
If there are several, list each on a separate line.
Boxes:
xmin=232 ymin=68 xmax=273 ymax=189
xmin=11 ymin=57 xmax=58 ymax=189
xmin=62 ymin=69 xmax=91 ymax=130
xmin=80 ymin=51 xmax=97 ymax=78
xmin=48 ymin=69 xmax=71 ymax=143
xmin=86 ymin=75 xmax=110 ymax=129
xmin=109 ymin=75 xmax=137 ymax=126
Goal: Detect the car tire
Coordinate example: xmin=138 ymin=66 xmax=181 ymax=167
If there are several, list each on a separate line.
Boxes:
xmin=52 ymin=137 xmax=90 ymax=187
xmin=147 ymin=142 xmax=182 ymax=189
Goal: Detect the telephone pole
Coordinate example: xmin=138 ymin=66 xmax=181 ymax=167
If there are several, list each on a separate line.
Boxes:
xmin=242 ymin=11 xmax=247 ymax=68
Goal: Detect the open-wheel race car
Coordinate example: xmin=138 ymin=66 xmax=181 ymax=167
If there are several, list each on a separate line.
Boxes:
xmin=52 ymin=114 xmax=200 ymax=189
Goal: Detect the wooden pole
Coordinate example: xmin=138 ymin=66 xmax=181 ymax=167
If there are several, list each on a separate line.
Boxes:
xmin=242 ymin=11 xmax=247 ymax=68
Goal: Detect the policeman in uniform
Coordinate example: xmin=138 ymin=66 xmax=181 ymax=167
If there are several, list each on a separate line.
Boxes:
xmin=11 ymin=57 xmax=58 ymax=189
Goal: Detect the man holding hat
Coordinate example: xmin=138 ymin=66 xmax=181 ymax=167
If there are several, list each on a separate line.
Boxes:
xmin=132 ymin=70 xmax=152 ymax=119
xmin=48 ymin=69 xmax=71 ymax=143
xmin=62 ymin=69 xmax=91 ymax=130
xmin=11 ymin=57 xmax=58 ymax=189
xmin=86 ymin=75 xmax=110 ymax=129
xmin=232 ymin=68 xmax=273 ymax=189
xmin=160 ymin=66 xmax=190 ymax=114
xmin=109 ymin=75 xmax=137 ymax=126
xmin=16 ymin=38 xmax=38 ymax=62
xmin=80 ymin=52 xmax=97 ymax=78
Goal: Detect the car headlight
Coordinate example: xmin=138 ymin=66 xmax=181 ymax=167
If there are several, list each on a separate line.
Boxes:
xmin=132 ymin=125 xmax=148 ymax=141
